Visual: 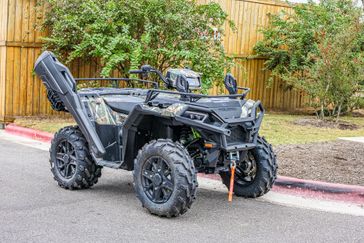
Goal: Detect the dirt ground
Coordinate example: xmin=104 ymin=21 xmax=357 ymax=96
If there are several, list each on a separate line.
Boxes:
xmin=276 ymin=140 xmax=364 ymax=186
xmin=293 ymin=118 xmax=360 ymax=130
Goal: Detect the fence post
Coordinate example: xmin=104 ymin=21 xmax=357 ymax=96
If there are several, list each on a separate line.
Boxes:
xmin=0 ymin=0 xmax=9 ymax=128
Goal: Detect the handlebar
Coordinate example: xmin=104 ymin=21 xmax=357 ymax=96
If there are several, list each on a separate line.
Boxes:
xmin=129 ymin=65 xmax=169 ymax=87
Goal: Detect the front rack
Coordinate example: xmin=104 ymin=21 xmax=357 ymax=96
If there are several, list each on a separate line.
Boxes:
xmin=145 ymin=87 xmax=250 ymax=103
xmin=75 ymin=78 xmax=250 ymax=103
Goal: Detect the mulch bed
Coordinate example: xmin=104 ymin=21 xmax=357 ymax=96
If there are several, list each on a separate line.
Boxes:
xmin=275 ymin=140 xmax=364 ymax=186
xmin=293 ymin=118 xmax=360 ymax=130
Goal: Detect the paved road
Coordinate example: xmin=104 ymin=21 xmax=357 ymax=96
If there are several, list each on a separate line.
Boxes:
xmin=0 ymin=138 xmax=363 ymax=243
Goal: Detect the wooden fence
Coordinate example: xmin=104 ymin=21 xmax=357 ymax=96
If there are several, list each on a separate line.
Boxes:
xmin=0 ymin=0 xmax=308 ymax=122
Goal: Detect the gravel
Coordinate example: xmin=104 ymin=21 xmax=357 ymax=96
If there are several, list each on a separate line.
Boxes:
xmin=275 ymin=140 xmax=364 ymax=186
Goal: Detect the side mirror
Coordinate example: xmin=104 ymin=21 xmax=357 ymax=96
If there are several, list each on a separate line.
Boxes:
xmin=224 ymin=73 xmax=237 ymax=95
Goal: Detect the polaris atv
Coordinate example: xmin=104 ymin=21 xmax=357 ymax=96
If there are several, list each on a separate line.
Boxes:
xmin=34 ymin=51 xmax=277 ymax=217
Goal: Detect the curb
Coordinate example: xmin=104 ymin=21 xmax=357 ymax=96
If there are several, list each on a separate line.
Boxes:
xmin=275 ymin=176 xmax=364 ymax=194
xmin=198 ymin=173 xmax=364 ymax=204
xmin=5 ymin=124 xmax=54 ymax=143
xmin=199 ymin=173 xmax=364 ymax=194
xmin=274 ymin=176 xmax=364 ymax=204
xmin=5 ymin=123 xmax=364 ymax=204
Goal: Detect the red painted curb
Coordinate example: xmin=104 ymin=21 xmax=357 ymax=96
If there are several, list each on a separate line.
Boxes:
xmin=5 ymin=124 xmax=54 ymax=143
xmin=198 ymin=173 xmax=364 ymax=205
xmin=272 ymin=185 xmax=364 ymax=205
xmin=274 ymin=176 xmax=364 ymax=204
xmin=275 ymin=175 xmax=364 ymax=194
xmin=4 ymin=123 xmax=364 ymax=204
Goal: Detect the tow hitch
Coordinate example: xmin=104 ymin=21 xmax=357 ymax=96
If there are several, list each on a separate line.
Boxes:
xmin=228 ymin=152 xmax=239 ymax=202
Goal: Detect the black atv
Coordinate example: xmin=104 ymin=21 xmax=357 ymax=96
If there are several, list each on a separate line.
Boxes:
xmin=34 ymin=51 xmax=277 ymax=217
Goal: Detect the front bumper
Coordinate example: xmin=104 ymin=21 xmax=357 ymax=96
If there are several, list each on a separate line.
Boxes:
xmin=174 ymin=101 xmax=265 ymax=152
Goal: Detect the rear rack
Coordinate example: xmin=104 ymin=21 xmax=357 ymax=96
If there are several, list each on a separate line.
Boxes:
xmin=75 ymin=78 xmax=159 ymax=89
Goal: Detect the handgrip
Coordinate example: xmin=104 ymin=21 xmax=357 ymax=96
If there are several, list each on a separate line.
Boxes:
xmin=129 ymin=70 xmax=144 ymax=74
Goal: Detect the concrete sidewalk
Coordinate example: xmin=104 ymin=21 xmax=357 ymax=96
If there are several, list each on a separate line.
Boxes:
xmin=339 ymin=137 xmax=364 ymax=143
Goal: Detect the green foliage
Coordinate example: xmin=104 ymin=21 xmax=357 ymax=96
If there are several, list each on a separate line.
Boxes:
xmin=254 ymin=0 xmax=364 ymax=120
xmin=39 ymin=0 xmax=234 ymax=91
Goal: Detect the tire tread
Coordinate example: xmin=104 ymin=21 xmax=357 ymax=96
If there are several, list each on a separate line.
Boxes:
xmin=50 ymin=126 xmax=102 ymax=190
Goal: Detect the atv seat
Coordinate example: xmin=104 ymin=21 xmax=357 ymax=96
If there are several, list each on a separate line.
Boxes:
xmin=103 ymin=96 xmax=145 ymax=114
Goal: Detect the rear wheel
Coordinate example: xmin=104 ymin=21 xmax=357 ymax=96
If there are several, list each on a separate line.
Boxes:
xmin=220 ymin=136 xmax=277 ymax=198
xmin=133 ymin=139 xmax=197 ymax=217
xmin=50 ymin=126 xmax=102 ymax=189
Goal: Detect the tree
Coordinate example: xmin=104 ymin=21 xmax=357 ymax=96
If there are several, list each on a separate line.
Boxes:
xmin=254 ymin=0 xmax=364 ymax=120
xmin=39 ymin=0 xmax=234 ymax=91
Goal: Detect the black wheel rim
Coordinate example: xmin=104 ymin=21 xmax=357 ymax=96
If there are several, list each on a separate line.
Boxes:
xmin=141 ymin=156 xmax=174 ymax=204
xmin=235 ymin=152 xmax=257 ymax=186
xmin=55 ymin=140 xmax=77 ymax=179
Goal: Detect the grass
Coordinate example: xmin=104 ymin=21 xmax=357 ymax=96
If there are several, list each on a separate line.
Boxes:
xmin=14 ymin=117 xmax=75 ymax=134
xmin=13 ymin=113 xmax=364 ymax=146
xmin=260 ymin=114 xmax=364 ymax=145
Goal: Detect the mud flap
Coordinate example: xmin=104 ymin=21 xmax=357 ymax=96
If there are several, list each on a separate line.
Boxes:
xmin=34 ymin=51 xmax=105 ymax=157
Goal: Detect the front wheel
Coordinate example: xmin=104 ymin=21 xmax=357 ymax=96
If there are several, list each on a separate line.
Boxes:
xmin=220 ymin=136 xmax=277 ymax=198
xmin=133 ymin=139 xmax=198 ymax=217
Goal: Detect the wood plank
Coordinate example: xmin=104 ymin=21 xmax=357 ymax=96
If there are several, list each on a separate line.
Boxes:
xmin=35 ymin=1 xmax=46 ymax=42
xmin=20 ymin=47 xmax=28 ymax=115
xmin=12 ymin=47 xmax=21 ymax=115
xmin=0 ymin=46 xmax=6 ymax=120
xmin=22 ymin=0 xmax=30 ymax=43
xmin=237 ymin=1 xmax=245 ymax=55
xmin=28 ymin=0 xmax=36 ymax=42
xmin=5 ymin=47 xmax=14 ymax=116
xmin=14 ymin=0 xmax=23 ymax=42
xmin=32 ymin=48 xmax=41 ymax=115
xmin=0 ymin=0 xmax=9 ymax=41
xmin=256 ymin=60 xmax=262 ymax=101
xmin=26 ymin=47 xmax=34 ymax=115
xmin=7 ymin=0 xmax=15 ymax=42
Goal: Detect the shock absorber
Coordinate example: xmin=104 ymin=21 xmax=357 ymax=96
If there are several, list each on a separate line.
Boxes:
xmin=179 ymin=127 xmax=191 ymax=145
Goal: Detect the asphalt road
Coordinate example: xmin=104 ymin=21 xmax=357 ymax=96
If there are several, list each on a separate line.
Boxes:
xmin=0 ymin=138 xmax=363 ymax=243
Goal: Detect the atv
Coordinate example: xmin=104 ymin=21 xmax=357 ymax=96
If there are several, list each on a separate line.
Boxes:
xmin=34 ymin=51 xmax=277 ymax=217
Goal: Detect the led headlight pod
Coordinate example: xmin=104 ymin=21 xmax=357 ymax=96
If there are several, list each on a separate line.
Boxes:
xmin=162 ymin=103 xmax=187 ymax=116
xmin=240 ymin=100 xmax=255 ymax=118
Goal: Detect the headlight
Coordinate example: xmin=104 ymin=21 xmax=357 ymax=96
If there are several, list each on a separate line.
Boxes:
xmin=143 ymin=103 xmax=187 ymax=117
xmin=240 ymin=100 xmax=255 ymax=118
xmin=162 ymin=103 xmax=187 ymax=116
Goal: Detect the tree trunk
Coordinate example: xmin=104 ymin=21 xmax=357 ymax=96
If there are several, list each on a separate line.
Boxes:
xmin=320 ymin=103 xmax=325 ymax=120
xmin=336 ymin=102 xmax=342 ymax=123
xmin=315 ymin=109 xmax=319 ymax=119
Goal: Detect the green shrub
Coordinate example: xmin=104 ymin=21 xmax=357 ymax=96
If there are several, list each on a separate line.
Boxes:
xmin=39 ymin=0 xmax=235 ymax=91
xmin=254 ymin=0 xmax=364 ymax=120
